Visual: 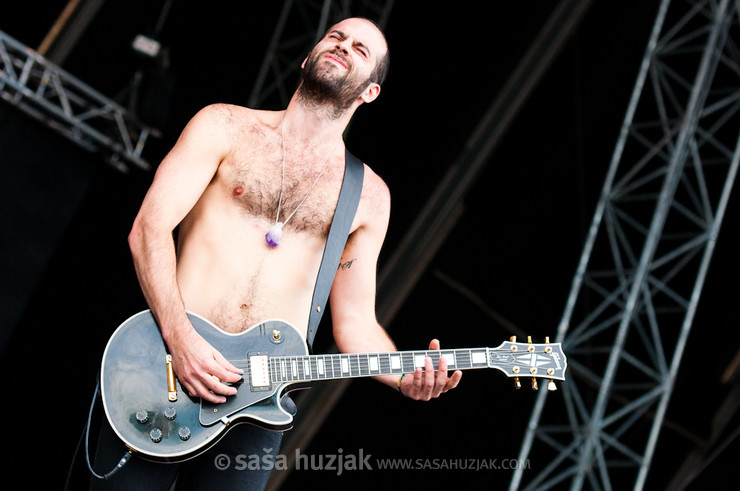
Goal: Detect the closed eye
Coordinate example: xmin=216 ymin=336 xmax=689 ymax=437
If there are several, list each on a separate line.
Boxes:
xmin=355 ymin=45 xmax=369 ymax=59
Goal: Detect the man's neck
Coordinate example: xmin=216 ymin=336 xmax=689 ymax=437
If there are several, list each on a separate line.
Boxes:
xmin=282 ymin=91 xmax=357 ymax=147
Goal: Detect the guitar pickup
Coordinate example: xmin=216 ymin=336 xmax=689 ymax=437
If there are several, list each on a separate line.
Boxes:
xmin=249 ymin=353 xmax=271 ymax=391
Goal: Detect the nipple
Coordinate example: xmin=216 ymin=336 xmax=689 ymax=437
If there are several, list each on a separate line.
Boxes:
xmin=233 ymin=186 xmax=244 ymax=196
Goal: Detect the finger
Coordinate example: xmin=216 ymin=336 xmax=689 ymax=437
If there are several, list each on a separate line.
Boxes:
xmin=412 ymin=367 xmax=424 ymax=398
xmin=444 ymin=370 xmax=463 ymax=392
xmin=212 ymin=351 xmax=244 ymax=382
xmin=428 ymin=338 xmax=441 ymax=350
xmin=433 ymin=356 xmax=448 ymax=398
xmin=203 ymin=372 xmax=238 ymax=397
xmin=189 ymin=378 xmax=227 ymax=404
xmin=422 ymin=356 xmax=435 ymax=400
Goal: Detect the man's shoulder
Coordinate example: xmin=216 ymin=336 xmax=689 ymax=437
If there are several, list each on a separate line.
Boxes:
xmin=194 ymin=103 xmax=271 ymax=128
xmin=356 ymin=159 xmax=391 ymax=215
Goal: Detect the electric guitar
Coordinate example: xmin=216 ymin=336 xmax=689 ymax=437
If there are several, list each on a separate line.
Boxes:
xmin=100 ymin=310 xmax=567 ymax=462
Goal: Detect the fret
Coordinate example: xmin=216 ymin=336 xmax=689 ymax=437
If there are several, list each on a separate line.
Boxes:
xmin=330 ymin=355 xmax=338 ymax=378
xmin=401 ymin=353 xmax=415 ymax=373
xmin=358 ymin=354 xmax=368 ymax=376
xmin=331 ymin=354 xmax=339 ymax=378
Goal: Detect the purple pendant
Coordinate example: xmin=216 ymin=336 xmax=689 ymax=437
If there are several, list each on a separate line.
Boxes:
xmin=265 ymin=222 xmax=284 ymax=247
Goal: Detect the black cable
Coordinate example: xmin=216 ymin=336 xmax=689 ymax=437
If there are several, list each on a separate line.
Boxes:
xmin=82 ymin=374 xmax=133 ymax=481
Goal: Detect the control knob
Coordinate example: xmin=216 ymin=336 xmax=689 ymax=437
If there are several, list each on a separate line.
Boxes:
xmin=135 ymin=410 xmax=148 ymax=424
xmin=164 ymin=407 xmax=177 ymax=420
xmin=178 ymin=427 xmax=191 ymax=441
xmin=149 ymin=428 xmax=163 ymax=443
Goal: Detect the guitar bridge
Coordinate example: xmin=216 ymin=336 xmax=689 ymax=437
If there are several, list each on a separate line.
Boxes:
xmin=248 ymin=352 xmax=271 ymax=391
xmin=166 ymin=354 xmax=177 ymax=401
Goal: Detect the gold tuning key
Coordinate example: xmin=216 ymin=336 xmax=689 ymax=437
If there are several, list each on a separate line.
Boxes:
xmin=514 ymin=377 xmax=522 ymax=390
xmin=527 ymin=336 xmax=535 ymax=353
xmin=548 ymin=380 xmax=557 ymax=391
xmin=531 ymin=378 xmax=539 ymax=390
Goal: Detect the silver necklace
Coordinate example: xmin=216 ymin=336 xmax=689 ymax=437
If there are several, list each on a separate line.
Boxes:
xmin=265 ymin=114 xmax=340 ymax=247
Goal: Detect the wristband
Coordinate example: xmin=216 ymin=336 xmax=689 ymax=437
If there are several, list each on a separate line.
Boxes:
xmin=397 ymin=373 xmax=406 ymax=393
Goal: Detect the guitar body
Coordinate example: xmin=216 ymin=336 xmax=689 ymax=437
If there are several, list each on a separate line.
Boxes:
xmin=100 ymin=310 xmax=307 ymax=463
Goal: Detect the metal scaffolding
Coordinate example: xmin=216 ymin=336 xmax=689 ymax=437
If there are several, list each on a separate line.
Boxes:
xmin=0 ymin=29 xmax=156 ymax=172
xmin=511 ymin=0 xmax=740 ymax=489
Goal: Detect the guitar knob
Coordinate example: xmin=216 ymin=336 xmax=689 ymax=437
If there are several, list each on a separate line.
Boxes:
xmin=178 ymin=426 xmax=191 ymax=441
xmin=149 ymin=428 xmax=163 ymax=443
xmin=136 ymin=410 xmax=148 ymax=424
xmin=164 ymin=407 xmax=177 ymax=420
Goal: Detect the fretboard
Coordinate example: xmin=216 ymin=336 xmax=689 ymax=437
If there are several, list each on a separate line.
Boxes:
xmin=267 ymin=348 xmax=492 ymax=384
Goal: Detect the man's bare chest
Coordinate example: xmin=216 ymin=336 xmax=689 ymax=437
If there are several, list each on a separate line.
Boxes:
xmin=219 ymin=150 xmax=345 ymax=236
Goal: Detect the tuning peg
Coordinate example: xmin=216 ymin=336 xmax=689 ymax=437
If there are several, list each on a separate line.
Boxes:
xmin=527 ymin=336 xmax=535 ymax=353
xmin=514 ymin=377 xmax=521 ymax=390
xmin=531 ymin=378 xmax=539 ymax=390
xmin=548 ymin=380 xmax=557 ymax=391
xmin=510 ymin=335 xmax=517 ymax=342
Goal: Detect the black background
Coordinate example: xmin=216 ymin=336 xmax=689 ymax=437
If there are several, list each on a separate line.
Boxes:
xmin=1 ymin=1 xmax=738 ymax=489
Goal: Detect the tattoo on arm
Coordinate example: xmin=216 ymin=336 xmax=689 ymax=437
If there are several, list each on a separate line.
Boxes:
xmin=338 ymin=258 xmax=357 ymax=270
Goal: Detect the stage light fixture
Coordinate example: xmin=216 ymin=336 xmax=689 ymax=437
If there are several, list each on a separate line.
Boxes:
xmin=132 ymin=34 xmax=161 ymax=58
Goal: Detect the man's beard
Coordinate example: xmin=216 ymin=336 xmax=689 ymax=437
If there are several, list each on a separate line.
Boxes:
xmin=297 ymin=49 xmax=371 ymax=118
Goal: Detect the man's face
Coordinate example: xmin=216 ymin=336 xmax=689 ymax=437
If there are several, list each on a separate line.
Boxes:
xmin=300 ymin=18 xmax=387 ymax=112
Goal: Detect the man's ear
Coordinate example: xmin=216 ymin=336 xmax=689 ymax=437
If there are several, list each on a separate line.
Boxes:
xmin=301 ymin=57 xmax=307 ymax=69
xmin=360 ymin=83 xmax=381 ymax=104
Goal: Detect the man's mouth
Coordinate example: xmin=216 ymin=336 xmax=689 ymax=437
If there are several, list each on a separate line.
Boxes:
xmin=324 ymin=53 xmax=348 ymax=69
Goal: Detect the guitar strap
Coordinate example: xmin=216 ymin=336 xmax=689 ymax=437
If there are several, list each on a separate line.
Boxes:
xmin=306 ymin=149 xmax=364 ymax=352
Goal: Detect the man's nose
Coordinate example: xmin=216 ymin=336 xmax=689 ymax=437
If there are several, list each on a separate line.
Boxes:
xmin=334 ymin=37 xmax=352 ymax=53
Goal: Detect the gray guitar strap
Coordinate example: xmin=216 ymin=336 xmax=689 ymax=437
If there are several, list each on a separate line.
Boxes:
xmin=306 ymin=149 xmax=364 ymax=352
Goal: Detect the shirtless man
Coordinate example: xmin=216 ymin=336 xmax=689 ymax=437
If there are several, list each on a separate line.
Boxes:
xmin=92 ymin=17 xmax=461 ymax=489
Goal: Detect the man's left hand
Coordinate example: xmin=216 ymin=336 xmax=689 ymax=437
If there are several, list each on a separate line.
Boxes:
xmin=398 ymin=339 xmax=462 ymax=401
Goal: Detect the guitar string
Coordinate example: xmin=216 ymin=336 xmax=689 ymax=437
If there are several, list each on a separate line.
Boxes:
xmin=227 ymin=350 xmax=489 ymax=383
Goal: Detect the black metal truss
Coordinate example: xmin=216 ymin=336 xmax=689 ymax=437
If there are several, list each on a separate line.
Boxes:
xmin=0 ymin=29 xmax=156 ymax=172
xmin=511 ymin=0 xmax=740 ymax=489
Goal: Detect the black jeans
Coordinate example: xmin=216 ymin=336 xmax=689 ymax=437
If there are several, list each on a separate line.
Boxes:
xmin=89 ymin=397 xmax=295 ymax=491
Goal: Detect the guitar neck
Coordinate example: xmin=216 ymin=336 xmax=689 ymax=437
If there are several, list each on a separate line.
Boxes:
xmin=268 ymin=348 xmax=493 ymax=384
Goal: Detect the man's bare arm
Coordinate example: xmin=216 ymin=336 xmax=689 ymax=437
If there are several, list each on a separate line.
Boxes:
xmin=128 ymin=104 xmax=243 ymax=403
xmin=329 ymin=169 xmax=461 ymax=401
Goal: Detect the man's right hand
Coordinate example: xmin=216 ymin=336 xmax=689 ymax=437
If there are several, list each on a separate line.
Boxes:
xmin=167 ymin=325 xmax=244 ymax=404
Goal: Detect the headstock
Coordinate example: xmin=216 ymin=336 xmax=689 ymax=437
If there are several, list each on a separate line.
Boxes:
xmin=489 ymin=336 xmax=567 ymax=391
